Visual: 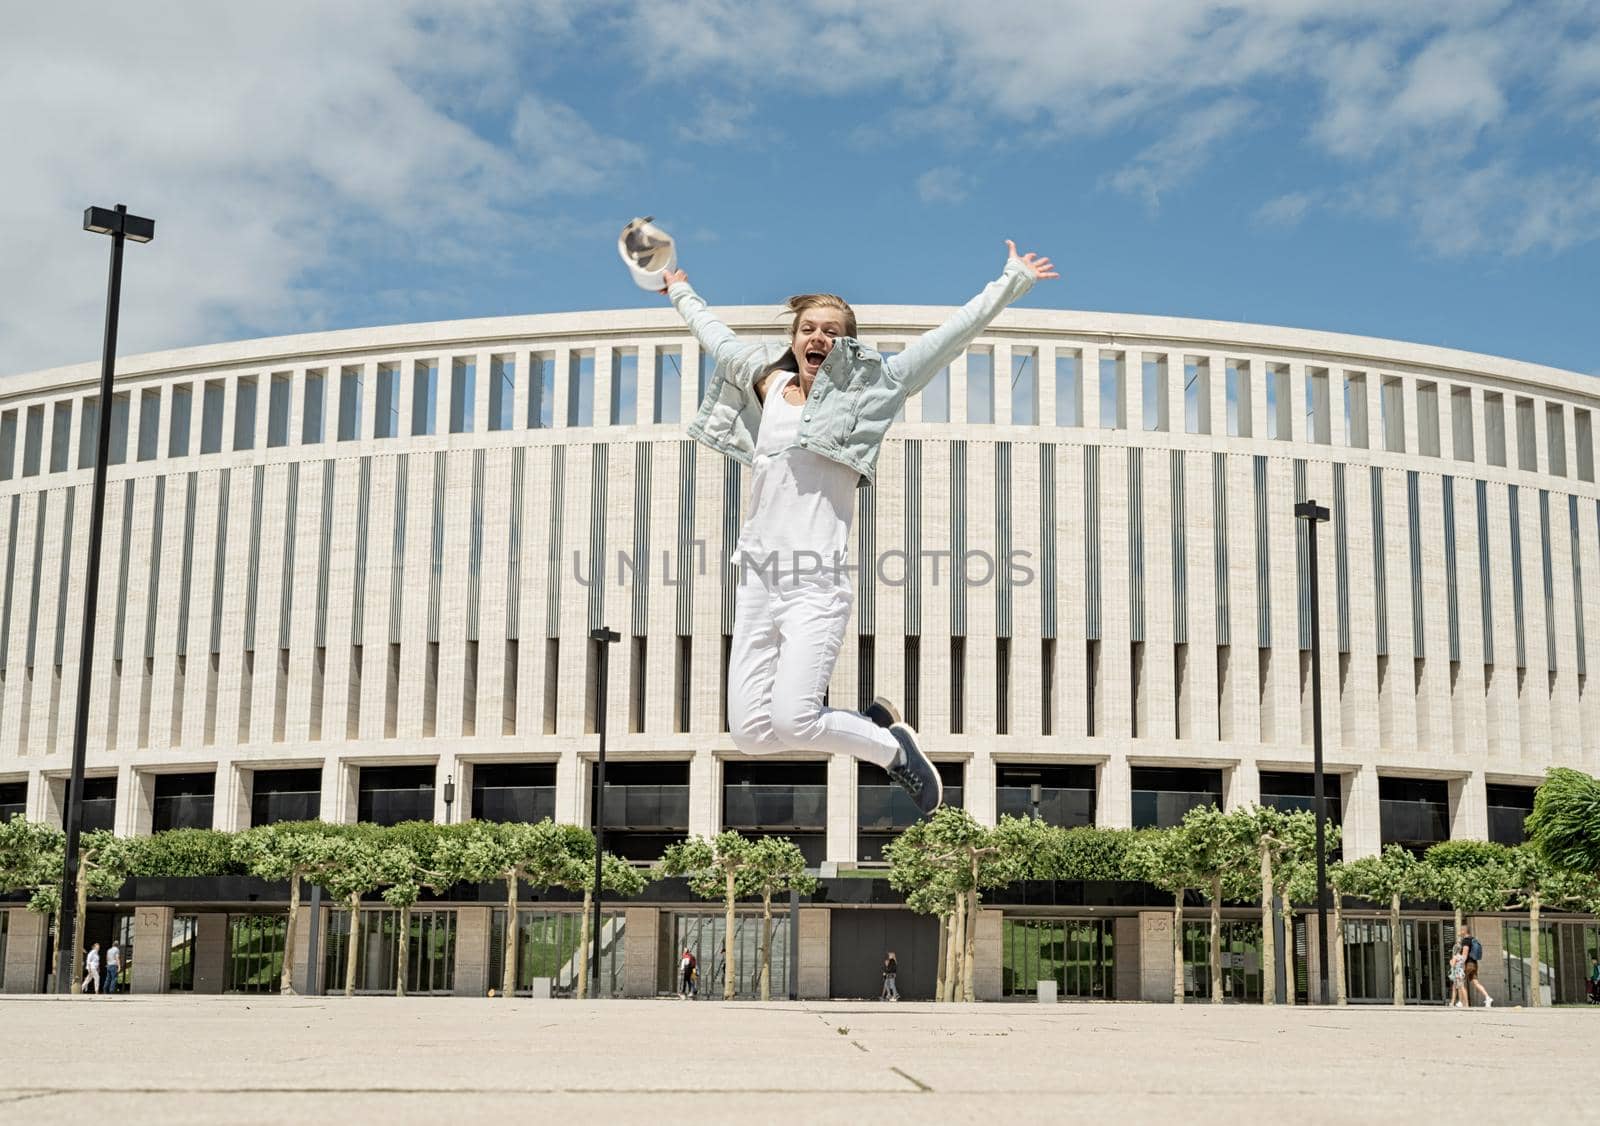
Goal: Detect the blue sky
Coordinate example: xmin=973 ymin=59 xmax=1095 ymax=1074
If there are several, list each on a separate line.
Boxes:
xmin=3 ymin=1 xmax=1598 ymax=378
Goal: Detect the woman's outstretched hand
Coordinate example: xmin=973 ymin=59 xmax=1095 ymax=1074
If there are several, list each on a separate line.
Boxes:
xmin=659 ymin=268 xmax=688 ymax=295
xmin=1006 ymin=239 xmax=1059 ymax=281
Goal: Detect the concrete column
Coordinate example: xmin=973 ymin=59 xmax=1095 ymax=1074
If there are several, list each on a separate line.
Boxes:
xmin=3 ymin=908 xmax=48 ymax=993
xmin=1096 ymin=756 xmax=1130 ymax=828
xmin=453 ymin=906 xmax=492 ymax=997
xmin=1343 ymin=768 xmax=1380 ymax=858
xmin=131 ymin=906 xmax=173 ymax=994
xmin=825 ymin=754 xmax=855 ymax=863
xmin=193 ymin=912 xmax=228 ymax=994
xmin=973 ymin=908 xmax=1003 ymax=1001
xmin=622 ymin=907 xmax=661 ymax=998
xmin=1139 ymin=909 xmax=1175 ymax=1002
xmin=1228 ymin=759 xmax=1260 ymax=809
xmin=688 ymin=751 xmax=717 ymax=840
xmin=1114 ymin=915 xmax=1141 ymax=1001
xmin=1449 ymin=772 xmax=1487 ymax=842
xmin=797 ymin=907 xmax=830 ymax=999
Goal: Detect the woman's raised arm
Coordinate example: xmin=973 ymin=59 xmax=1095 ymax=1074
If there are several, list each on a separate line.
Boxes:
xmin=886 ymin=241 xmax=1058 ymax=399
xmin=662 ymin=268 xmax=749 ymax=371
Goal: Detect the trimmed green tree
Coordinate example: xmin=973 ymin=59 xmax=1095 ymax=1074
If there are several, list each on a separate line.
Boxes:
xmin=740 ymin=836 xmax=816 ymax=1000
xmin=1128 ymin=826 xmax=1201 ymax=1004
xmin=0 ymin=818 xmax=67 ymax=984
xmin=1496 ymin=845 xmax=1600 ymax=1007
xmin=319 ymin=831 xmax=412 ymax=997
xmin=659 ymin=831 xmax=756 ymax=1001
xmin=1526 ymin=767 xmax=1600 ymax=875
xmin=1331 ymin=845 xmax=1423 ymax=1007
xmin=233 ymin=822 xmax=347 ymax=995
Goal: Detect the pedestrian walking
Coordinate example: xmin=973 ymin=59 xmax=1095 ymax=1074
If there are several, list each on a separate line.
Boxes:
xmin=1448 ymin=945 xmax=1468 ymax=1008
xmin=679 ymin=947 xmax=698 ymax=999
xmin=660 ymin=242 xmax=1057 ymax=817
xmin=81 ymin=942 xmax=100 ymax=994
xmin=1457 ymin=925 xmax=1493 ymax=1008
xmin=1589 ymin=958 xmax=1600 ymax=1004
xmin=881 ymin=951 xmax=899 ymax=1002
xmin=103 ymin=940 xmax=122 ymax=995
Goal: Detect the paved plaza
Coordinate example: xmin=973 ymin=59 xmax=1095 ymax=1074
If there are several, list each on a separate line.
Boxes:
xmin=0 ymin=997 xmax=1594 ymax=1125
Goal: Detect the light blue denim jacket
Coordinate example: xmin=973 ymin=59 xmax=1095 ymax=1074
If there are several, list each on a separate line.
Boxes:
xmin=673 ymin=257 xmax=1037 ymax=487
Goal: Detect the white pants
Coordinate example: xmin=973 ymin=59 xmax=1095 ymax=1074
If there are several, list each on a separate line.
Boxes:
xmin=727 ymin=569 xmax=899 ymax=768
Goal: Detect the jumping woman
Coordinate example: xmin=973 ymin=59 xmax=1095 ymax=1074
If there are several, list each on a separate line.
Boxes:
xmin=663 ymin=242 xmax=1059 ymax=813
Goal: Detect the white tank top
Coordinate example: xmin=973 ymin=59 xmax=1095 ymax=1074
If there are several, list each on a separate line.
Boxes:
xmin=732 ymin=370 xmax=859 ymax=577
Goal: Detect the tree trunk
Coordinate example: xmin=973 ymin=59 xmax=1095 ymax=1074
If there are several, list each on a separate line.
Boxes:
xmin=1209 ymin=876 xmax=1223 ymax=1004
xmin=1389 ymin=892 xmax=1403 ymax=1007
xmin=280 ymin=870 xmax=301 ymax=995
xmin=946 ymin=895 xmax=965 ymax=1002
xmin=962 ymin=882 xmax=978 ymax=1003
xmin=502 ymin=870 xmax=519 ymax=998
xmin=1259 ymin=844 xmax=1276 ymax=1005
xmin=1172 ymin=892 xmax=1185 ymax=1005
xmin=578 ymin=888 xmax=592 ymax=1000
xmin=344 ymin=894 xmax=361 ymax=997
xmin=759 ymin=891 xmax=773 ymax=1002
xmin=1528 ymin=896 xmax=1543 ymax=1008
xmin=71 ymin=863 xmax=90 ymax=996
xmin=934 ymin=911 xmax=948 ymax=1002
xmin=1332 ymin=891 xmax=1347 ymax=1006
xmin=1280 ymin=889 xmax=1295 ymax=1007
xmin=395 ymin=904 xmax=410 ymax=998
xmin=723 ymin=868 xmax=737 ymax=1001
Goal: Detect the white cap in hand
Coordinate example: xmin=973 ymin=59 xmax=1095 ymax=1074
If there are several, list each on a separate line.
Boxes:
xmin=618 ymin=216 xmax=677 ymax=291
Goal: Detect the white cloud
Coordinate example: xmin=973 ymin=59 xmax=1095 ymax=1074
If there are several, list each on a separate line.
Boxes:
xmin=512 ymin=94 xmax=643 ymax=191
xmin=916 ymin=166 xmax=972 ymax=205
xmin=1107 ymin=98 xmax=1256 ymax=210
xmin=1257 ymin=192 xmax=1315 ymax=228
xmin=0 ymin=1 xmax=594 ymax=378
xmin=612 ymin=0 xmax=1600 ymax=257
xmin=674 ymin=96 xmax=759 ymax=145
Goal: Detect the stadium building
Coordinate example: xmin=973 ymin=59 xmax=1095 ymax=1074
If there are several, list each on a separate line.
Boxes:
xmin=1 ymin=300 xmax=1597 ymax=1003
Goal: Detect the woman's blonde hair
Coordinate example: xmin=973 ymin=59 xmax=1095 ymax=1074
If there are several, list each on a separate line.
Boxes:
xmin=784 ymin=293 xmax=857 ymax=339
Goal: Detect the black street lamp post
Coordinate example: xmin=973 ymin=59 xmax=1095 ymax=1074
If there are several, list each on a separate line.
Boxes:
xmin=589 ymin=626 xmax=620 ymax=997
xmin=1295 ymin=498 xmax=1332 ymax=1005
xmin=443 ymin=774 xmax=455 ymax=824
xmin=57 ymin=205 xmax=154 ymax=993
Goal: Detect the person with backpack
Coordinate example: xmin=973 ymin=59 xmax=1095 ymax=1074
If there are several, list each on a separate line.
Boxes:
xmin=679 ymin=947 xmax=697 ymax=999
xmin=1457 ymin=925 xmax=1493 ymax=1008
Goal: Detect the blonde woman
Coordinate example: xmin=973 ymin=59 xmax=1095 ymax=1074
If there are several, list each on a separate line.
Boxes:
xmin=663 ymin=242 xmax=1058 ymax=813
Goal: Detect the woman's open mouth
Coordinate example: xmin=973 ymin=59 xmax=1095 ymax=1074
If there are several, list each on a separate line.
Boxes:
xmin=806 ymin=350 xmax=826 ymax=366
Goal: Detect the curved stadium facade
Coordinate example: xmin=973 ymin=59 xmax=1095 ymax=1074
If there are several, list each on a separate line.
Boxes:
xmin=2 ymin=301 xmax=1597 ymax=1001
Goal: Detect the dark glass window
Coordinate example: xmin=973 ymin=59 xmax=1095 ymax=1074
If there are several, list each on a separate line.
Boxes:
xmin=250 ymin=768 xmax=322 ymax=827
xmin=722 ymin=761 xmax=827 ymax=866
xmin=0 ymin=780 xmax=26 ymax=822
xmin=858 ymin=761 xmax=964 ymax=862
xmin=153 ymin=772 xmax=216 ymax=832
xmin=472 ymin=763 xmax=556 ymax=824
xmin=69 ymin=777 xmax=118 ymax=833
xmin=995 ymin=764 xmax=1096 ymax=827
xmin=357 ymin=765 xmax=435 ymax=826
xmin=590 ymin=760 xmax=690 ymax=862
xmin=1378 ymin=776 xmax=1450 ymax=854
xmin=1259 ymin=770 xmax=1344 ymax=825
xmin=1131 ymin=766 xmax=1222 ymax=829
xmin=1486 ymin=783 xmax=1535 ymax=846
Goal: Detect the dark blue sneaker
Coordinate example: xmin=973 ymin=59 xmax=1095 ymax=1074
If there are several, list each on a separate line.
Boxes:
xmin=885 ymin=724 xmax=943 ymax=815
xmin=864 ymin=696 xmax=901 ymax=729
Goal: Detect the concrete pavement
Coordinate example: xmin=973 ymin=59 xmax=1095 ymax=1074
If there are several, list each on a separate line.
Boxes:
xmin=0 ymin=996 xmax=1593 ymax=1125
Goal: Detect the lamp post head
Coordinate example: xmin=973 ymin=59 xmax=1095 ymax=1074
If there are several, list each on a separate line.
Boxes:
xmin=589 ymin=626 xmax=621 ymax=644
xmin=1294 ymin=500 xmax=1330 ymax=523
xmin=443 ymin=774 xmax=455 ymax=804
xmin=83 ymin=205 xmax=155 ymax=243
